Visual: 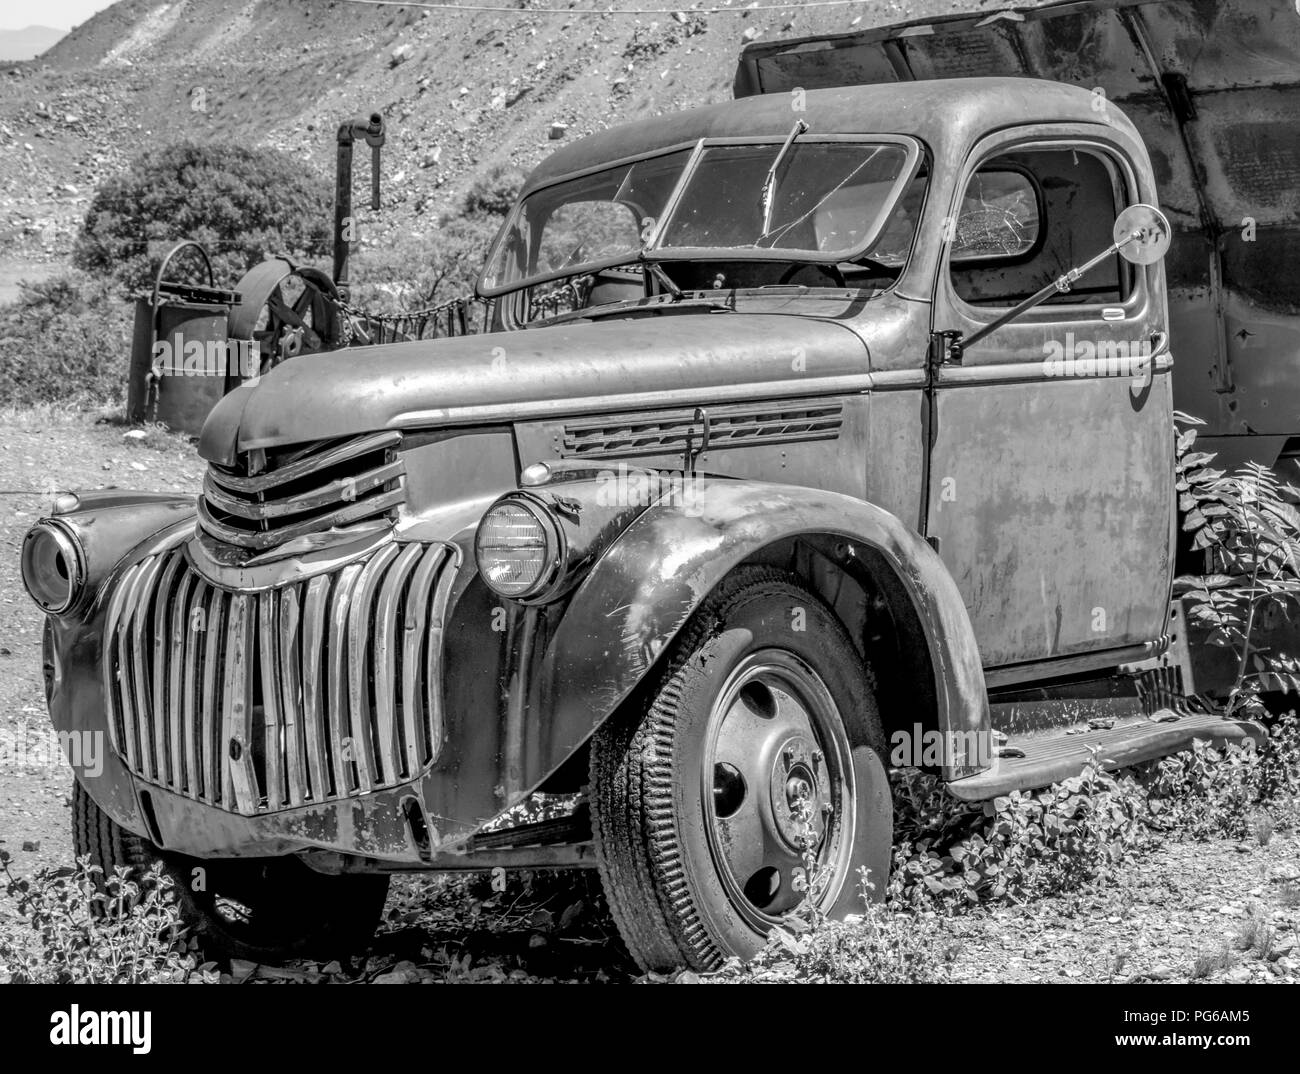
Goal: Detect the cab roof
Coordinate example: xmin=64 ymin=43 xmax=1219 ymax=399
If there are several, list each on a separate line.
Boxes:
xmin=522 ymin=78 xmax=1129 ymax=194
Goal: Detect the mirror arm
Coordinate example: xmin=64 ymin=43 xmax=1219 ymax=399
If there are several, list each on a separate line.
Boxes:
xmin=948 ymin=229 xmax=1141 ymax=362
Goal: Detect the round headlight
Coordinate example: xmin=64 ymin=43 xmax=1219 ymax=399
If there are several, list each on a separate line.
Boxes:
xmin=21 ymin=521 xmax=85 ymax=614
xmin=475 ymin=497 xmax=563 ymax=599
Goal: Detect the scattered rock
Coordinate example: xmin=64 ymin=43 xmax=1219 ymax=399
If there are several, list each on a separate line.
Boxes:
xmin=548 ymin=122 xmax=567 ymax=140
xmin=373 ymin=959 xmax=421 ymax=984
xmin=389 ymin=44 xmax=414 ymax=67
xmin=1269 ymin=936 xmax=1296 ymax=961
xmin=21 ymin=840 xmax=40 ymax=852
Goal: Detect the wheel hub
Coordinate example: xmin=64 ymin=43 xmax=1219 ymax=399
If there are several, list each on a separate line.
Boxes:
xmin=768 ymin=736 xmax=831 ymax=849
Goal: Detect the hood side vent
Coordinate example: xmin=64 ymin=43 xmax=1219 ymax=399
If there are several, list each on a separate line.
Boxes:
xmin=561 ymin=399 xmax=843 ymax=460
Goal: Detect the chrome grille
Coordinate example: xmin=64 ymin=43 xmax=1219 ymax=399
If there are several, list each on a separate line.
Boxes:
xmin=103 ymin=541 xmax=458 ymax=815
xmin=561 ymin=399 xmax=843 ymax=459
xmin=199 ymin=431 xmax=406 ymax=550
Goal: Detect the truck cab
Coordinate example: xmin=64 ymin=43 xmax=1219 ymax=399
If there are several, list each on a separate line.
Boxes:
xmin=21 ymin=1 xmax=1283 ymax=973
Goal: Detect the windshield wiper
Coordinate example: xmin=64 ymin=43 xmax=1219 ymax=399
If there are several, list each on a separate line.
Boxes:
xmin=759 ymin=119 xmax=808 ymax=235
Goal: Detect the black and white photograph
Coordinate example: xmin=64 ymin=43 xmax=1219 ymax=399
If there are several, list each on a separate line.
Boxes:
xmin=0 ymin=0 xmax=1296 ymax=1026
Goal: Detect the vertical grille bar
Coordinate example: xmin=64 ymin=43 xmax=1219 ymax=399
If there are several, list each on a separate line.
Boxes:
xmin=346 ymin=544 xmax=400 ymax=791
xmin=373 ymin=543 xmax=423 ymax=783
xmin=426 ymin=548 xmax=457 ymax=763
xmin=103 ymin=561 xmax=143 ymax=766
xmin=327 ymin=563 xmax=364 ymax=796
xmin=278 ymin=583 xmax=308 ymax=807
xmin=166 ymin=569 xmax=194 ymax=789
xmin=223 ymin=594 xmax=258 ymax=814
xmin=301 ymin=574 xmax=332 ymax=801
xmin=180 ymin=578 xmax=206 ymax=798
xmin=150 ymin=555 xmax=182 ymax=784
xmin=258 ymin=592 xmax=286 ymax=810
xmin=129 ymin=556 xmax=166 ymax=780
xmin=201 ymin=586 xmax=226 ymax=803
xmin=401 ymin=545 xmax=445 ymax=775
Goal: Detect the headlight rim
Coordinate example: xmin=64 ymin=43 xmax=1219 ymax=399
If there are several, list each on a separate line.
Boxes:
xmin=21 ymin=519 xmax=86 ymax=615
xmin=474 ymin=493 xmax=568 ymax=602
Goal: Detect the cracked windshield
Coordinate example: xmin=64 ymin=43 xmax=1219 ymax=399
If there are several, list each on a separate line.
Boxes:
xmin=483 ymin=140 xmax=915 ymax=291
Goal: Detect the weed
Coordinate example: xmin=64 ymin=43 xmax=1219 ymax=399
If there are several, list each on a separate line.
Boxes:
xmin=0 ymin=851 xmax=211 ymax=984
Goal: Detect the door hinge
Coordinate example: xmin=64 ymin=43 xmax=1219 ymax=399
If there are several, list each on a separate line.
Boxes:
xmin=930 ymin=330 xmax=962 ymax=369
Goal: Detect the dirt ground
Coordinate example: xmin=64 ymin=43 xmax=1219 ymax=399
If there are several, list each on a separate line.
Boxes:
xmin=0 ymin=407 xmax=203 ymax=877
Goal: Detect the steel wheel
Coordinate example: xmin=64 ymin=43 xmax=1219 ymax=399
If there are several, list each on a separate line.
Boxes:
xmin=591 ymin=566 xmax=891 ymax=972
xmin=703 ymin=651 xmax=856 ymax=927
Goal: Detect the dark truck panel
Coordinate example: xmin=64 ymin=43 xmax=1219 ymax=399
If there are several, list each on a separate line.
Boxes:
xmin=735 ymin=0 xmax=1300 ymax=476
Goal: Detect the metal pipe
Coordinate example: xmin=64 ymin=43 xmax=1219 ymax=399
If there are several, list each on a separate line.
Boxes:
xmin=333 ymin=112 xmax=386 ymax=300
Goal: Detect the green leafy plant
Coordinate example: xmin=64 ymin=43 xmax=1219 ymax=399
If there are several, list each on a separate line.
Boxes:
xmin=1176 ymin=412 xmax=1300 ymax=716
xmin=887 ymin=756 xmax=1148 ymax=910
xmin=0 ymin=272 xmax=133 ymax=408
xmin=1145 ymin=714 xmax=1300 ymax=840
xmin=0 ymin=851 xmax=211 ymax=984
xmin=73 ymin=142 xmax=332 ymax=296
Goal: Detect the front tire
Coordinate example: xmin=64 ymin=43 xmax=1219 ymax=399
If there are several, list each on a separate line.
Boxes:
xmin=73 ymin=782 xmax=389 ymax=963
xmin=590 ymin=567 xmax=892 ymax=972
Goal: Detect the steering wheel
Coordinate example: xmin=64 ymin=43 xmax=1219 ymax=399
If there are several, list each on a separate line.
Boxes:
xmin=778 ymin=263 xmax=847 ymax=288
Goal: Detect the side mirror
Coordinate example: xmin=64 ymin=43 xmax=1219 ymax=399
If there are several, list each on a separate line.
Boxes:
xmin=1113 ymin=203 xmax=1171 ymax=265
xmin=946 ymin=203 xmax=1170 ymax=362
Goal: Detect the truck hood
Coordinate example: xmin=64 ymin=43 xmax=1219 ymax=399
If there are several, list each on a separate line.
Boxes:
xmin=199 ymin=311 xmax=870 ymax=463
xmin=736 ymin=0 xmax=1300 ymax=238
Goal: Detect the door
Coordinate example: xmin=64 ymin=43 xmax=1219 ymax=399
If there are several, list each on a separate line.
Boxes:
xmin=927 ymin=131 xmax=1174 ymax=673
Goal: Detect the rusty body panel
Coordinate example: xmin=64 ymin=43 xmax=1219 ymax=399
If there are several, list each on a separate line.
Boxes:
xmin=736 ymin=0 xmax=1300 ymax=472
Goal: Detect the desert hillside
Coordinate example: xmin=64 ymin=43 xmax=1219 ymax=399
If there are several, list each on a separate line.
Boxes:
xmin=0 ymin=0 xmax=1008 ymax=298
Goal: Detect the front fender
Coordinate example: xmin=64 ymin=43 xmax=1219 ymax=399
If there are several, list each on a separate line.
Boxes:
xmin=536 ymin=478 xmax=989 ymax=779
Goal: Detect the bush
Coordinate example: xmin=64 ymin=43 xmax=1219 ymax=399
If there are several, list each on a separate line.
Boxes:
xmin=74 ymin=142 xmax=332 ymax=296
xmin=0 ymin=271 xmax=132 ymax=408
xmin=460 ymin=164 xmax=525 ymax=218
xmin=0 ymin=852 xmax=211 ymax=984
xmin=1145 ymin=713 xmax=1300 ymax=840
xmin=887 ymin=757 xmax=1149 ymax=910
xmin=714 ymin=905 xmax=949 ymax=984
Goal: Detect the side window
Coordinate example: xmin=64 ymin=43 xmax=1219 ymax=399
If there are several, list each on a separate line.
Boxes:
xmin=951 ymin=148 xmax=1127 ymax=308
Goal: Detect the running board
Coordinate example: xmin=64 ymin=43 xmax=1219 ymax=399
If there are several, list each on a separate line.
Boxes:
xmin=946 ymin=711 xmax=1265 ymax=802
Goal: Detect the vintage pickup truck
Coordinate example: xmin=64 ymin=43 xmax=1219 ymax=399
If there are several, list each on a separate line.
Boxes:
xmin=19 ymin=0 xmax=1296 ymax=971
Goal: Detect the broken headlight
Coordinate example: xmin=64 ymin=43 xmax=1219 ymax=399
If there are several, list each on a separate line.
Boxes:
xmin=21 ymin=521 xmax=85 ymax=614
